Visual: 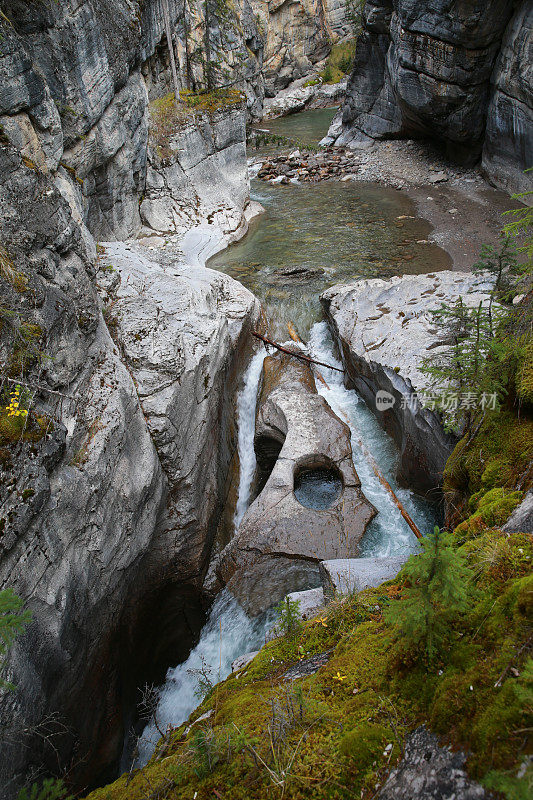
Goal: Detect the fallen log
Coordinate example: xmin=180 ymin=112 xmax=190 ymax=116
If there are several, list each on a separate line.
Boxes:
xmin=284 ymin=323 xmax=424 ymax=541
xmin=252 ymin=330 xmax=344 ymax=373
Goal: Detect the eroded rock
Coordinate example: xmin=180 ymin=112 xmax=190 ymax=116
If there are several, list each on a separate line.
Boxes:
xmin=321 ymin=272 xmax=493 ymax=494
xmin=213 ymin=348 xmax=376 ymax=615
xmin=328 ymin=0 xmax=532 ymax=190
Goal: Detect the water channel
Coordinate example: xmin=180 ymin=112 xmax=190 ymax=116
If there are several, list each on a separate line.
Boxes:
xmin=138 ymin=108 xmax=446 ymax=762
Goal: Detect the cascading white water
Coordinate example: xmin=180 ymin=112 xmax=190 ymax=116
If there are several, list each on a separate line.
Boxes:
xmin=233 ymin=346 xmax=265 ymax=530
xmin=137 ymin=349 xmax=270 ymax=766
xmin=137 ymin=589 xmax=272 ymax=765
xmin=308 ymin=321 xmax=436 ymax=557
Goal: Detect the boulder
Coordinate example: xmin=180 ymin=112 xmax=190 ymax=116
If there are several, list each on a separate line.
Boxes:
xmin=377 ymin=726 xmax=492 ymax=799
xmin=214 ymin=348 xmax=376 ymax=615
xmin=320 ymin=557 xmax=408 ymax=599
xmin=321 ymin=271 xmax=493 ymax=495
xmin=503 ymin=490 xmax=533 ymax=535
xmin=286 ymin=587 xmax=325 ymax=620
xmin=231 ymin=651 xmax=259 ymax=672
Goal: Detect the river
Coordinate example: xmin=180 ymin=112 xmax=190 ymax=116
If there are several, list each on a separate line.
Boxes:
xmin=137 ymin=108 xmax=444 ymax=763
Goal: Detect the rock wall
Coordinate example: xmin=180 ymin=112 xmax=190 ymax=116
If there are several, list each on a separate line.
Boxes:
xmin=0 ymin=1 xmax=263 ymax=795
xmin=329 ymin=0 xmax=532 ymax=192
xmin=210 ymin=348 xmax=376 ymax=615
xmin=251 ymin=0 xmax=356 ymax=96
xmin=321 ymin=272 xmax=494 ymax=496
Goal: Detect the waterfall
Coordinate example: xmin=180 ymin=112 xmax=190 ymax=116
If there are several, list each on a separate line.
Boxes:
xmin=137 ymin=590 xmax=271 ymax=765
xmin=233 ymin=347 xmax=265 ymax=531
xmin=308 ymin=322 xmax=435 ymax=557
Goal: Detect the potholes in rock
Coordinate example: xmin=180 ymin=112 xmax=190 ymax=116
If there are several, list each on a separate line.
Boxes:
xmin=254 ymin=433 xmax=285 ymax=495
xmin=294 ymin=466 xmax=343 ymax=510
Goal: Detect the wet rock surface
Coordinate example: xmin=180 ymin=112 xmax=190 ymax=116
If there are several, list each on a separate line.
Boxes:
xmin=321 ymin=272 xmax=493 ymax=494
xmin=213 ymin=348 xmax=376 ymax=615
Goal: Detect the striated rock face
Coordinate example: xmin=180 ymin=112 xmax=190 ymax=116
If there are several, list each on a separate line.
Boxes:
xmin=329 ymin=0 xmax=532 ymax=189
xmin=0 ymin=0 xmax=264 ymax=245
xmin=482 ymin=3 xmax=533 ymax=196
xmin=212 ymin=349 xmax=376 ymax=615
xmin=0 ymin=132 xmax=260 ymax=793
xmin=321 ymin=272 xmax=493 ymax=495
xmin=141 ymin=106 xmax=250 ymax=236
xmin=251 ymin=0 xmax=355 ymax=97
xmin=0 ymin=2 xmax=262 ymax=793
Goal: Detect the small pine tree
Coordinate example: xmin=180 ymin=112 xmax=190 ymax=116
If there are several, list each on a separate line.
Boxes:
xmin=275 ymin=596 xmax=302 ymax=641
xmin=17 ymin=778 xmax=72 ymax=800
xmin=473 ymin=235 xmax=520 ymax=299
xmin=421 ymin=298 xmax=504 ymax=431
xmin=0 ymin=588 xmax=31 ymax=690
xmin=385 ymin=527 xmax=472 ymax=664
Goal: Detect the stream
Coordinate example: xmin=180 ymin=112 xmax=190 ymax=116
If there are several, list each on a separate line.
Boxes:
xmin=138 ymin=108 xmax=444 ymax=763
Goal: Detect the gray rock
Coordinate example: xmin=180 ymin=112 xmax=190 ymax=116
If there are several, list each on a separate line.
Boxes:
xmin=258 ymin=0 xmax=355 ymax=97
xmin=329 ymin=0 xmax=532 ymax=187
xmin=482 ymin=3 xmax=533 ymax=196
xmin=503 ymin=490 xmax=533 ymax=535
xmin=214 ymin=348 xmax=376 ymax=615
xmin=377 ymin=726 xmax=493 ymax=799
xmin=320 ymin=556 xmax=408 ymax=599
xmin=232 ymin=651 xmax=259 ymax=672
xmin=140 ymin=105 xmax=250 ymax=238
xmin=283 ymin=651 xmax=332 ymax=681
xmin=321 ymin=272 xmax=493 ymax=494
xmin=286 ymin=587 xmax=325 ymax=620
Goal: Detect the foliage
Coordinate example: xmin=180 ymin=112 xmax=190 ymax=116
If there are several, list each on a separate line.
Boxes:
xmin=0 ymin=588 xmax=31 ymax=690
xmin=421 ymin=297 xmax=506 ymax=431
xmin=17 ymin=778 xmax=73 ymax=800
xmin=385 ymin=527 xmax=472 ymax=663
xmin=319 ymin=39 xmax=357 ymax=83
xmin=187 ymin=655 xmax=215 ymax=702
xmin=502 ymin=183 xmax=533 ymax=267
xmin=16 ymin=779 xmax=71 ymax=800
xmin=472 ymin=235 xmax=522 ymax=300
xmin=275 ymin=596 xmax=302 ymax=641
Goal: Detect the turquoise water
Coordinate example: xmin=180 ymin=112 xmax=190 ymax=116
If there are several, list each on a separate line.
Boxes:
xmin=252 ymin=106 xmax=338 ymax=149
xmin=209 ymin=178 xmax=451 ymax=339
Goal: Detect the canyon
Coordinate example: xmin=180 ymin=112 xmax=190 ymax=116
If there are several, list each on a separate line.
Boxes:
xmin=0 ymin=0 xmax=531 ymax=797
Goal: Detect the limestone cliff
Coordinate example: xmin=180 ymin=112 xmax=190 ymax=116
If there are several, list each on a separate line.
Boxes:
xmin=0 ymin=1 xmax=263 ymax=795
xmin=251 ymin=0 xmax=356 ymax=96
xmin=329 ymin=0 xmax=532 ymax=193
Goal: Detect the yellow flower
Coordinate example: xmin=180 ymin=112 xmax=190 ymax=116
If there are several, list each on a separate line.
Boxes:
xmin=314 ymin=616 xmax=328 ymax=628
xmin=333 ymin=672 xmax=347 ymax=683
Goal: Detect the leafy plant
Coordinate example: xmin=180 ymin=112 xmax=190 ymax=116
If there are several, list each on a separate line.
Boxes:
xmin=385 ymin=526 xmax=472 ymax=663
xmin=0 ymin=588 xmax=31 ymax=690
xmin=187 ymin=654 xmax=215 ymax=701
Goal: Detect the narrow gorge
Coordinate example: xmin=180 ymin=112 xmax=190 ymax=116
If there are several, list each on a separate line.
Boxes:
xmin=0 ymin=2 xmax=531 ymax=800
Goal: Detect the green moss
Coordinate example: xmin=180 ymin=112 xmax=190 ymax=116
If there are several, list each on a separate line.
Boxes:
xmin=444 ymin=409 xmax=533 ymax=530
xmin=455 ymin=487 xmax=523 ymax=539
xmin=84 ymin=401 xmax=532 ymax=800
